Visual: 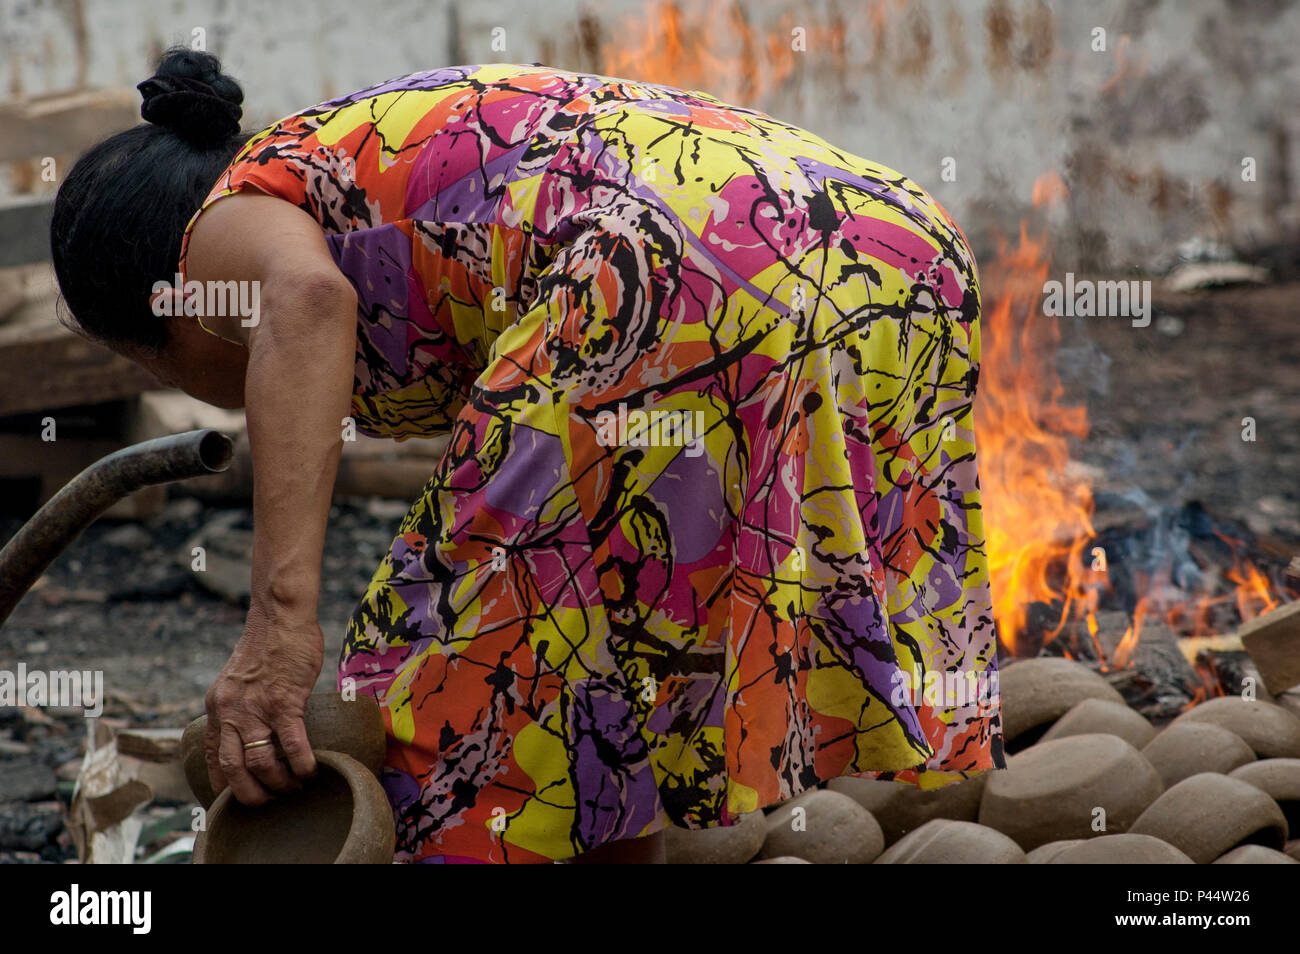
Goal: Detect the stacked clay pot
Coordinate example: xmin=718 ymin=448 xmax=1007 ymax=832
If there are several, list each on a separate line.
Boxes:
xmin=662 ymin=658 xmax=1300 ymax=863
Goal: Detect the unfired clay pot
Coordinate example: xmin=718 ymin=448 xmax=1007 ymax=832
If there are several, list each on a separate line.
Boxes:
xmin=181 ymin=693 xmax=387 ymax=808
xmin=1026 ymin=840 xmax=1084 ymax=863
xmin=1039 ymin=698 xmax=1157 ymax=749
xmin=826 ymin=774 xmax=986 ymax=845
xmin=979 ymin=733 xmax=1163 ymax=851
xmin=665 ymin=810 xmax=767 ymax=864
xmin=1227 ymin=758 xmax=1300 ymax=832
xmin=999 ymin=658 xmax=1126 ymax=750
xmin=1129 ymin=772 xmax=1288 ymax=863
xmin=193 ymin=750 xmax=395 ymax=864
xmin=874 ymin=819 xmax=1026 ymax=864
xmin=1213 ymin=845 xmax=1299 ymax=864
xmin=759 ymin=789 xmax=884 ymax=864
xmin=1170 ymin=697 xmax=1300 ymax=759
xmin=1045 ymin=834 xmax=1194 ymax=864
xmin=1140 ymin=721 xmax=1255 ymax=789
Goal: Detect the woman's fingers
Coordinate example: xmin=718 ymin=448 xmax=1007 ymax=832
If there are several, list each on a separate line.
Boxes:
xmin=203 ymin=710 xmax=228 ymax=798
xmin=217 ymin=721 xmax=275 ymax=806
xmin=271 ymin=716 xmax=317 ymax=780
xmin=241 ymin=728 xmax=301 ymax=795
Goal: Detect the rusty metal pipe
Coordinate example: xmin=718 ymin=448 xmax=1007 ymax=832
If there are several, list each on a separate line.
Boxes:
xmin=0 ymin=429 xmax=233 ymax=627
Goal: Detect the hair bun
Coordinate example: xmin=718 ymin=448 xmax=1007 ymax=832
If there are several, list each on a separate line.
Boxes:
xmin=138 ymin=48 xmax=243 ymax=146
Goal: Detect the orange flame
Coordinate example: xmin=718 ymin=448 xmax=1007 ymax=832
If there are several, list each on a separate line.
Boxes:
xmin=975 ymin=189 xmax=1094 ymax=654
xmin=600 ymin=0 xmax=848 ymax=104
xmin=971 ymin=175 xmax=1292 ymax=663
xmin=1218 ymin=532 xmax=1281 ymax=623
xmin=1111 ymin=597 xmax=1147 ymax=669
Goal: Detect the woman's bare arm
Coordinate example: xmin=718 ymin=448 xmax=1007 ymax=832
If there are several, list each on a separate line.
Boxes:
xmin=186 ymin=192 xmax=358 ymax=805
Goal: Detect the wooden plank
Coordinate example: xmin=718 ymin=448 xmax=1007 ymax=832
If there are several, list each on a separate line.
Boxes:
xmin=0 ymin=89 xmax=137 ymax=163
xmin=0 ymin=309 xmax=160 ymax=417
xmin=0 ymin=432 xmax=166 ymax=518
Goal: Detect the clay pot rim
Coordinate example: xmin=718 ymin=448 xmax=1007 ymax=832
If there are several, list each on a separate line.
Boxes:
xmin=194 ymin=749 xmax=389 ymax=865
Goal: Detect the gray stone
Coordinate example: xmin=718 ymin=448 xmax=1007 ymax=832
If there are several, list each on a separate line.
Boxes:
xmin=100 ymin=523 xmax=152 ymax=550
xmin=0 ymin=800 xmax=63 ymax=851
xmin=0 ymin=759 xmax=56 ymax=802
xmin=182 ymin=512 xmax=253 ymax=605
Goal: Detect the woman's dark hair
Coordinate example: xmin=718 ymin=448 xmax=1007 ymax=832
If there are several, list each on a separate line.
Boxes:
xmin=51 ymin=48 xmax=250 ymax=354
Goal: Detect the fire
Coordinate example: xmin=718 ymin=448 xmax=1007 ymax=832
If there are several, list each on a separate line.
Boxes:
xmin=1226 ymin=550 xmax=1280 ymax=622
xmin=1111 ymin=597 xmax=1147 ymax=669
xmin=600 ymin=0 xmax=846 ymax=104
xmin=974 ymin=174 xmax=1096 ymax=654
xmin=1100 ymin=34 xmax=1150 ymax=98
xmin=974 ymin=177 xmax=1293 ymax=661
xmin=1031 ymin=171 xmax=1068 ymax=209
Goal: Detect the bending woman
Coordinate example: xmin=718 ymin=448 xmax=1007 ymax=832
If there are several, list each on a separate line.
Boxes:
xmin=51 ymin=50 xmax=1005 ymax=863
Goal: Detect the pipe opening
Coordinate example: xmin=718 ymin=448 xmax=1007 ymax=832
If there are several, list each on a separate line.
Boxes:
xmin=199 ymin=430 xmax=235 ymax=472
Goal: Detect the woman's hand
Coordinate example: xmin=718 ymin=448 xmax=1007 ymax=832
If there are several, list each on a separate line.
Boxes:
xmin=203 ymin=597 xmax=324 ymax=806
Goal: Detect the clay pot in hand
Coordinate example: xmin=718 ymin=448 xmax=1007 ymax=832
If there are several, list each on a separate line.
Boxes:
xmin=181 ymin=692 xmax=387 ymax=808
xmin=193 ymin=750 xmax=395 ymax=864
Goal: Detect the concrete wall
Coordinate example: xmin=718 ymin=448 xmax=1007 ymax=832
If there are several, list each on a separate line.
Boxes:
xmin=3 ymin=0 xmax=1297 ymax=270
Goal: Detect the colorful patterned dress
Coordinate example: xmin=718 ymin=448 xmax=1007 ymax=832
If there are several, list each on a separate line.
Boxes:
xmin=178 ymin=63 xmax=1005 ymax=863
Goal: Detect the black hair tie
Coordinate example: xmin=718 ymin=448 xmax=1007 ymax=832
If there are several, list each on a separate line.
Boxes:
xmin=137 ymin=74 xmax=242 ymax=146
